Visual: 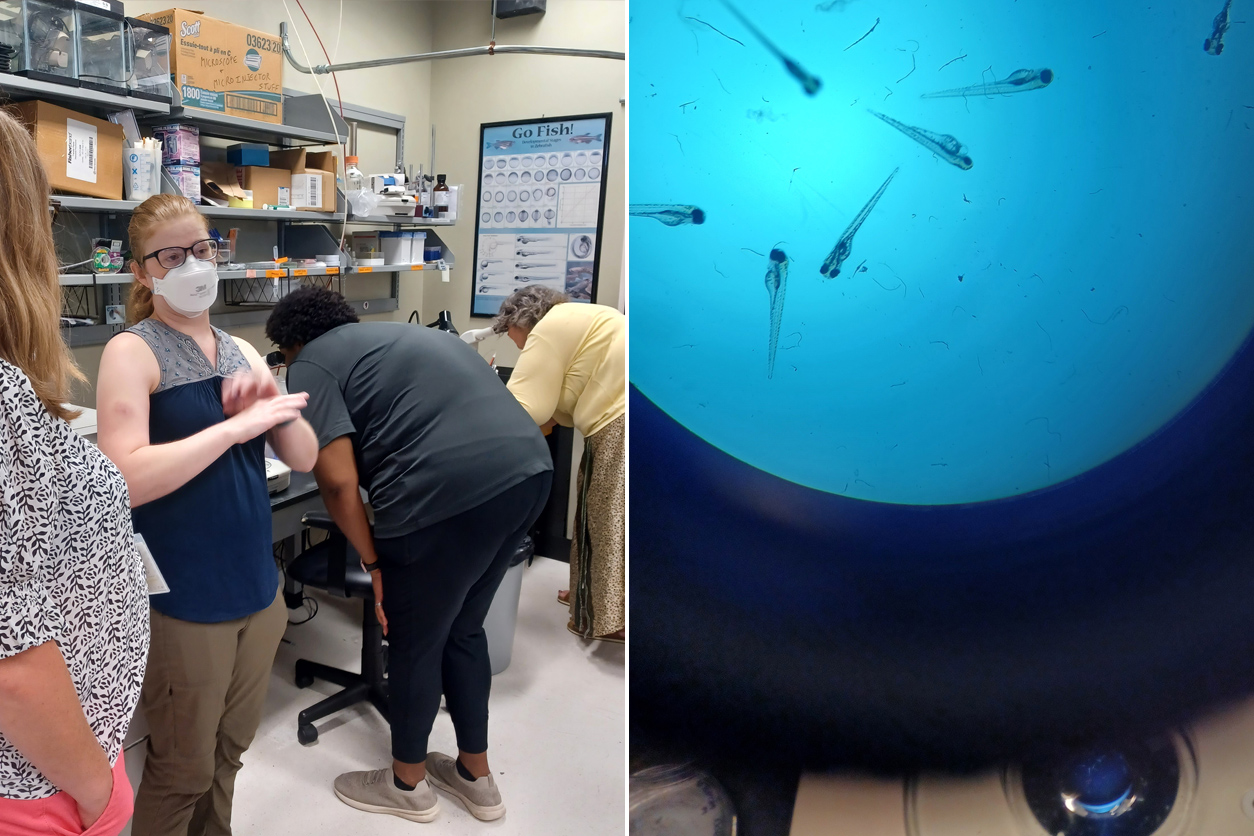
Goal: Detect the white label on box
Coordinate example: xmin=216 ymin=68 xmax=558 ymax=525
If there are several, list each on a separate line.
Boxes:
xmin=278 ymin=186 xmax=290 ymax=207
xmin=291 ymin=173 xmax=323 ymax=209
xmin=65 ymin=119 xmax=98 ymax=184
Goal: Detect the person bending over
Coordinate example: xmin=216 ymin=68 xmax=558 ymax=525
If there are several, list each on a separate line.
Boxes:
xmin=494 ymin=287 xmax=625 ymax=643
xmin=266 ymin=287 xmax=552 ymax=823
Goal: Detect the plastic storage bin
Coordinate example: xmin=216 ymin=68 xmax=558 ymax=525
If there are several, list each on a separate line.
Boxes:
xmin=125 ymin=15 xmax=170 ymax=102
xmin=74 ymin=1 xmax=126 ymax=95
xmin=484 ymin=535 xmax=534 ymax=676
xmin=380 ymin=230 xmax=427 ymax=264
xmin=0 ymin=0 xmax=78 ymax=85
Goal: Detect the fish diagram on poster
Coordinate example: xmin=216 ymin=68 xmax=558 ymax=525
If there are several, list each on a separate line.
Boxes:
xmin=476 ymin=232 xmax=570 ymax=297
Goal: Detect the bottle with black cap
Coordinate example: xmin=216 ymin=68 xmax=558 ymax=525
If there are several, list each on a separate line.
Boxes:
xmin=433 ymin=175 xmax=450 ymax=217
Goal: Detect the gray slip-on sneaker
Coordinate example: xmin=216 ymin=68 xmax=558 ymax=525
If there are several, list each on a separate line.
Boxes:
xmin=333 ymin=767 xmax=439 ymax=822
xmin=425 ymin=752 xmax=506 ymax=821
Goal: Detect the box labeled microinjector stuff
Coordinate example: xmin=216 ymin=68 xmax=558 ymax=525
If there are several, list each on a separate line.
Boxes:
xmin=135 ymin=8 xmax=283 ymax=124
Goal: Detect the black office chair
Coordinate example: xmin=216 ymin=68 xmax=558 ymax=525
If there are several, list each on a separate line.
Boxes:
xmin=288 ymin=511 xmax=538 ymax=744
xmin=288 ymin=510 xmax=388 ymax=745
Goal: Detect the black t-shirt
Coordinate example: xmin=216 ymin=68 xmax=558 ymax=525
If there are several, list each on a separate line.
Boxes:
xmin=286 ymin=321 xmax=553 ymax=539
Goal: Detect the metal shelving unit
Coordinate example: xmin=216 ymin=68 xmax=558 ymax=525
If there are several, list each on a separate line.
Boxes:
xmin=142 ymin=105 xmax=346 ymax=146
xmin=60 ymin=324 xmax=116 ymax=347
xmin=53 ymin=196 xmax=345 ymax=223
xmin=345 ymin=213 xmax=456 ymax=227
xmin=0 ymin=72 xmax=171 ymax=116
xmin=48 ymin=91 xmax=441 ymax=347
xmin=58 ymin=272 xmax=134 ymax=286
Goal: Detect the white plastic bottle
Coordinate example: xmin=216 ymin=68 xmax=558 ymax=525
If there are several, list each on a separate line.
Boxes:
xmin=345 ymin=155 xmax=365 ymax=192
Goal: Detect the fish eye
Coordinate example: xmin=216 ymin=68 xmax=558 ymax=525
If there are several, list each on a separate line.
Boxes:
xmin=1039 ymin=68 xmax=1054 ymax=84
xmin=962 ymin=156 xmax=974 ymax=168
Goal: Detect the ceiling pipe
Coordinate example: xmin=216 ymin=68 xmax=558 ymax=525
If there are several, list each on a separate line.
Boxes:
xmin=279 ymin=21 xmax=624 ymax=76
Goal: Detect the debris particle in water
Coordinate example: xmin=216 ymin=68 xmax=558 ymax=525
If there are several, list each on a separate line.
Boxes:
xmin=1082 ymin=306 xmax=1129 ymax=325
xmin=938 ymin=53 xmax=968 ymax=71
xmin=820 ymin=167 xmax=899 ymax=278
xmin=685 ymin=16 xmax=746 ymax=46
xmin=629 ymin=205 xmax=706 ymax=226
xmin=898 ymin=54 xmax=917 ymax=83
xmin=844 ymin=17 xmax=880 ymax=51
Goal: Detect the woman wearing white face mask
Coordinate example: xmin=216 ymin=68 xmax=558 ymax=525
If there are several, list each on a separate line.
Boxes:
xmin=95 ymin=194 xmax=318 ymax=836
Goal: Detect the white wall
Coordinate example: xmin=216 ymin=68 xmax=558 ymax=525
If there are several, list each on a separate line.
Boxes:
xmin=426 ymin=0 xmax=626 ymax=368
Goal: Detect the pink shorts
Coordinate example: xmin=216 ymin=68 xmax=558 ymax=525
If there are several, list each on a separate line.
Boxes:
xmin=0 ymin=750 xmax=133 ymax=836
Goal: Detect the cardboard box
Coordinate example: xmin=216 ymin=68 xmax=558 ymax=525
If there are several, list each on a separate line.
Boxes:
xmin=271 ymin=149 xmax=337 ymax=212
xmin=236 ymin=165 xmax=290 ymax=208
xmin=7 ymin=101 xmax=124 ymax=200
xmin=137 ymin=9 xmax=283 ymax=125
xmin=350 ymin=231 xmax=380 ymax=259
xmin=200 ymin=162 xmax=244 ymax=204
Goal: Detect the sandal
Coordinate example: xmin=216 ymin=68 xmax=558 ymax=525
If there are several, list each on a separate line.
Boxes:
xmin=567 ymin=621 xmax=625 ymax=644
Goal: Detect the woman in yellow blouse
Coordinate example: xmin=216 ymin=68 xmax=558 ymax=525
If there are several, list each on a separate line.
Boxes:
xmin=494 ymin=288 xmax=625 ymax=643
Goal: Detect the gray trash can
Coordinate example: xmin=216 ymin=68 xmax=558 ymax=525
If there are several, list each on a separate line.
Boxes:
xmin=484 ymin=536 xmax=534 ymax=675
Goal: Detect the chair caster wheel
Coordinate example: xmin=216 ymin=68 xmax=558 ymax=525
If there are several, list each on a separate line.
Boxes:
xmin=295 ymin=672 xmax=314 ymax=688
xmin=298 ymin=723 xmax=318 ymax=745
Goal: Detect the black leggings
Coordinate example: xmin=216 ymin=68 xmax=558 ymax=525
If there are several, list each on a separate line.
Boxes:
xmin=374 ymin=471 xmax=552 ymax=763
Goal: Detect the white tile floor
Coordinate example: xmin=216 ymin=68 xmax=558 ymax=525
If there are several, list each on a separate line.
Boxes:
xmin=121 ymin=557 xmax=625 ymax=835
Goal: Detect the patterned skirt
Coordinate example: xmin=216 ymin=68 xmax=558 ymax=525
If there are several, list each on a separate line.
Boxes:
xmin=570 ymin=413 xmax=626 ymax=637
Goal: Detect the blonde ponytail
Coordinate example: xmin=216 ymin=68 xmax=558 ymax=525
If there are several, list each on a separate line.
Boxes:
xmin=126 ymin=283 xmax=155 ymax=326
xmin=125 ymin=193 xmax=206 ymax=326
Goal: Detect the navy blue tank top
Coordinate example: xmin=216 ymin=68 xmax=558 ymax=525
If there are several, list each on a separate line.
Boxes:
xmin=126 ymin=319 xmax=276 ymax=623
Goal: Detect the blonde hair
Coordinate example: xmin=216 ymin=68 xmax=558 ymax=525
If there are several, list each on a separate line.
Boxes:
xmin=0 ymin=108 xmax=85 ymax=423
xmin=126 ymin=194 xmax=207 ymax=325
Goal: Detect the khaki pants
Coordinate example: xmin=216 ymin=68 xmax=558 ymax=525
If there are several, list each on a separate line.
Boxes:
xmin=131 ymin=588 xmax=288 ymax=836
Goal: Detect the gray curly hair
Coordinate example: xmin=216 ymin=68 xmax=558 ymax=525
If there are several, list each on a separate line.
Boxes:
xmin=492 ymin=286 xmax=570 ymax=334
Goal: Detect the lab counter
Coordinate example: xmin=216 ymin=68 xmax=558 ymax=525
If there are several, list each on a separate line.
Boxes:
xmin=270 ymin=469 xmax=323 ymax=542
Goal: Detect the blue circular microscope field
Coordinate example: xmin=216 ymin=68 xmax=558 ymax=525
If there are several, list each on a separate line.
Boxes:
xmin=632 ymin=0 xmax=1254 ymax=505
xmin=631 ymin=0 xmax=1254 ymax=769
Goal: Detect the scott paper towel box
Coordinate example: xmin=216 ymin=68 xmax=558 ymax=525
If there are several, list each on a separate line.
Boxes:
xmin=136 ymin=9 xmax=283 ymax=124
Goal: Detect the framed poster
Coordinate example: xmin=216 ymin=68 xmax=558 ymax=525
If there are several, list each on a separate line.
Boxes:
xmin=471 ymin=112 xmax=612 ymax=318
